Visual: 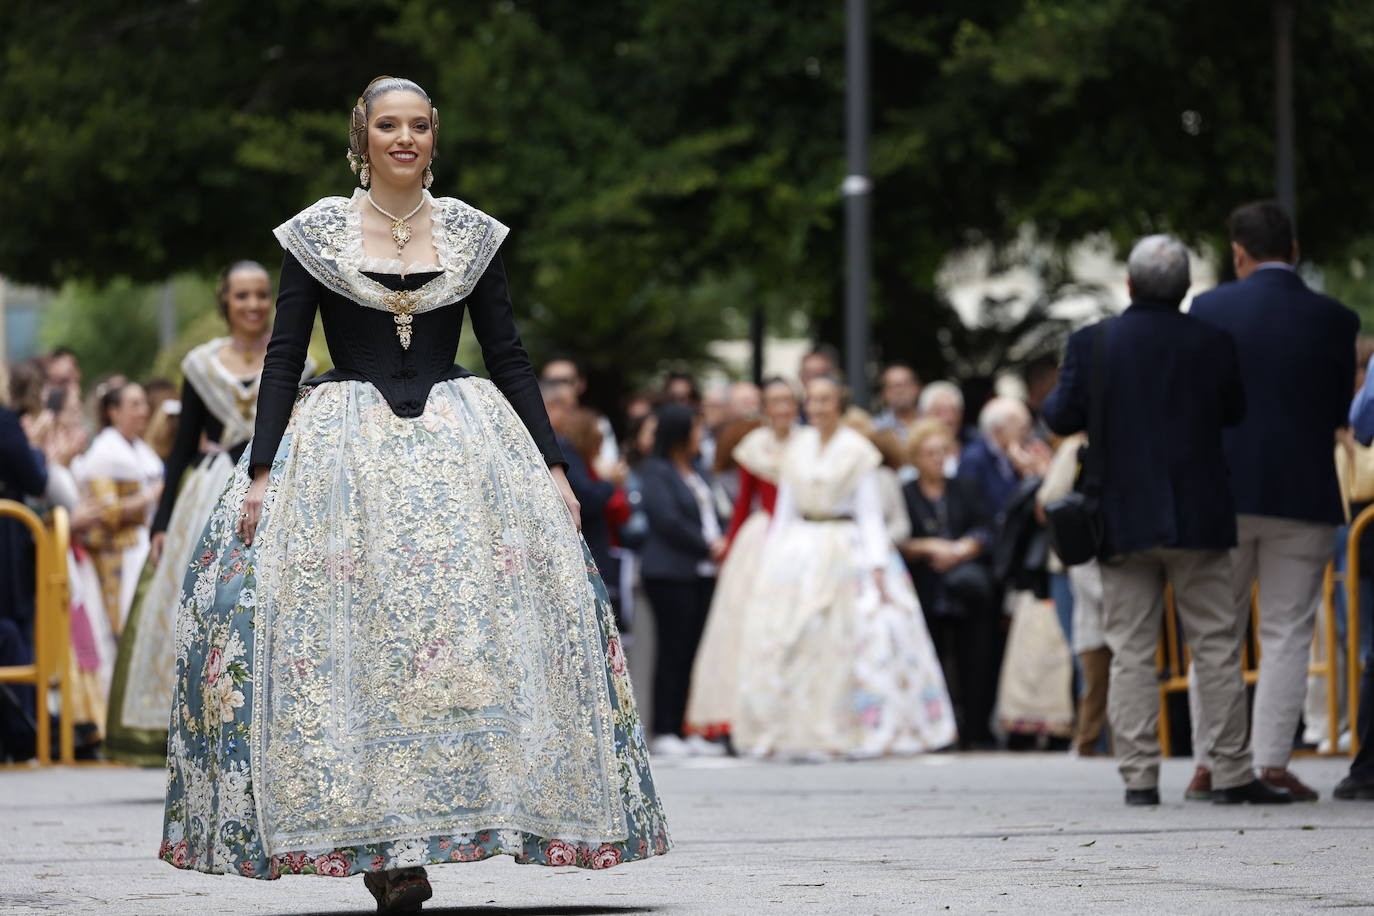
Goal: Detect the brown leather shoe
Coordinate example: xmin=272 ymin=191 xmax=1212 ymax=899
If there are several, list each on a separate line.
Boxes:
xmin=1184 ymin=765 xmax=1213 ymax=801
xmin=1261 ymin=767 xmax=1319 ymax=802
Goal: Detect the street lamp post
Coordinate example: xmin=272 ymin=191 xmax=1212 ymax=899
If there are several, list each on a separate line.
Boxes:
xmin=844 ymin=0 xmax=872 ymax=409
xmin=1273 ymin=0 xmax=1296 ymax=229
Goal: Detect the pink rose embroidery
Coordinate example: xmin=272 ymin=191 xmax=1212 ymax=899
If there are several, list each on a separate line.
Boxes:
xmin=159 ymin=838 xmax=172 ymax=859
xmin=280 ymin=851 xmax=309 ymax=874
xmin=205 ymin=648 xmax=224 ymax=686
xmin=545 ymin=840 xmax=576 ymax=867
xmin=607 ymin=638 xmax=626 ymax=676
xmin=370 ymin=855 xmax=386 ymax=872
xmin=591 ymin=844 xmax=622 ymax=870
xmin=238 ymin=861 xmax=256 ymax=877
xmin=171 ymin=840 xmax=189 ymax=868
xmin=198 ymin=549 xmax=215 ymax=567
xmin=314 ymin=852 xmax=350 ymax=876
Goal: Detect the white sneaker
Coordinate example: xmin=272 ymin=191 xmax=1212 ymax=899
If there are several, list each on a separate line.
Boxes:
xmin=684 ymin=734 xmax=728 ymax=757
xmin=650 ymin=734 xmax=692 ymax=758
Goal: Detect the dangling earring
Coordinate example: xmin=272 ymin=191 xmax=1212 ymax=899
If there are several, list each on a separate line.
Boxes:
xmin=423 ymin=165 xmax=434 ymax=189
xmin=359 ymin=160 xmax=371 ymax=188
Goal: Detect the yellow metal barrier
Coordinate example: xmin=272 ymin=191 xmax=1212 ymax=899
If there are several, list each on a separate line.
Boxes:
xmin=0 ymin=500 xmax=73 ymax=764
xmin=1345 ymin=503 xmax=1374 ymax=755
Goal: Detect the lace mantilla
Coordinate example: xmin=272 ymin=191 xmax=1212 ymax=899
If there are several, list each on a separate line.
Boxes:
xmin=272 ymin=189 xmax=509 ymax=316
xmin=182 ymin=339 xmax=317 ymax=449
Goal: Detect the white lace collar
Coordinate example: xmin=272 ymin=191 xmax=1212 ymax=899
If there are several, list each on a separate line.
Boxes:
xmin=273 ymin=188 xmax=508 ymax=316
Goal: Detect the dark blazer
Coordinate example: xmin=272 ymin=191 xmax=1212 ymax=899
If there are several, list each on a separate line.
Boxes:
xmin=955 ymin=435 xmax=1019 ymax=517
xmin=1 ymin=406 xmax=47 ymax=639
xmin=636 ymin=457 xmax=718 ymax=581
xmin=1042 ymin=299 xmax=1246 ymax=557
xmin=1189 ymin=267 xmax=1359 ymax=526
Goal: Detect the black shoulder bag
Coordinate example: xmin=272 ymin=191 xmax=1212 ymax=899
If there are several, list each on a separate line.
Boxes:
xmin=1044 ymin=321 xmax=1108 ymax=566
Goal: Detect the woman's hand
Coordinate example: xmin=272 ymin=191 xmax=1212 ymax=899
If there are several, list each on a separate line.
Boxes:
xmin=238 ymin=468 xmax=270 ymax=547
xmin=149 ymin=531 xmax=167 ymax=566
xmin=550 ymin=465 xmax=582 ymax=531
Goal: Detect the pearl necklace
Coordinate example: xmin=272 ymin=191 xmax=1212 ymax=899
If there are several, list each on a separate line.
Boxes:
xmin=366 ymin=192 xmax=426 ymax=257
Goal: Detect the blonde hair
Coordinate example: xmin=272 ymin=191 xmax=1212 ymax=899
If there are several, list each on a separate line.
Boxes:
xmin=907 ymin=417 xmax=954 ymax=465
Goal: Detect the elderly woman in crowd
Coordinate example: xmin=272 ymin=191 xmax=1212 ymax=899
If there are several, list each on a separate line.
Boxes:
xmin=899 ymin=418 xmax=999 ymax=749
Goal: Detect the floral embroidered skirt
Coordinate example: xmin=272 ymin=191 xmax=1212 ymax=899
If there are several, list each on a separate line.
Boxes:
xmin=160 ymin=378 xmax=670 ymax=879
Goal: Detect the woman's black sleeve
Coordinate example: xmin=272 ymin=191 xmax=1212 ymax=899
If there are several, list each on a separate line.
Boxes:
xmin=466 ymin=252 xmax=565 ymax=468
xmin=249 ymin=252 xmax=319 ymax=472
xmin=150 ymin=379 xmax=207 ymax=534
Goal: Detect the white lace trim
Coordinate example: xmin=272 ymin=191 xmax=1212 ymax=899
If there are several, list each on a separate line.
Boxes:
xmin=272 ymin=189 xmax=508 ymax=316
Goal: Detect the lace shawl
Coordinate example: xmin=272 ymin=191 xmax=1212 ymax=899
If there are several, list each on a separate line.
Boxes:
xmin=272 ymin=189 xmax=509 ymax=315
xmin=181 ymin=339 xmax=316 ymax=450
xmin=731 ymin=425 xmax=792 ymax=483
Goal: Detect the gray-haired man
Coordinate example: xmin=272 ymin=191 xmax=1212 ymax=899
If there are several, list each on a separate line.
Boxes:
xmin=1041 ymin=235 xmax=1291 ymax=806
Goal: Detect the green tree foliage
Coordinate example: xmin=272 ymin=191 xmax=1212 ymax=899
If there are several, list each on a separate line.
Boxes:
xmin=39 ymin=275 xmax=212 ymax=384
xmin=4 ymin=1 xmax=1374 ymax=396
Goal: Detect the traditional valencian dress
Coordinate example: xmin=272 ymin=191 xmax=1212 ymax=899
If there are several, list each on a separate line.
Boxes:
xmin=684 ymin=424 xmax=790 ymax=738
xmin=107 ymin=340 xmax=313 ymax=765
xmin=733 ymin=425 xmax=957 ymax=758
xmin=160 ymin=190 xmax=669 ymax=879
xmin=73 ymin=427 xmax=163 ymax=634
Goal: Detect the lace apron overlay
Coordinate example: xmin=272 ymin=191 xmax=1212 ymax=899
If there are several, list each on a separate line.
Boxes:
xmin=161 ymin=377 xmax=668 ymax=878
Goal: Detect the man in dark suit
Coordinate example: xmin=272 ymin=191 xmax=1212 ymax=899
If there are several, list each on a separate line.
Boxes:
xmin=1185 ymin=201 xmax=1359 ymax=802
xmin=1043 ymin=234 xmax=1289 ymax=807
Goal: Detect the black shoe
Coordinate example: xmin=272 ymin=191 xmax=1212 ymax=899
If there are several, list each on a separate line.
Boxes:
xmin=1125 ymin=788 xmax=1160 ymax=806
xmin=1333 ymin=775 xmax=1374 ymax=800
xmin=1213 ymin=778 xmax=1293 ymax=805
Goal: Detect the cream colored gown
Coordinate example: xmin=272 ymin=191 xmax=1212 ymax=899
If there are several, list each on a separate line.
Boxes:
xmin=733 ymin=426 xmax=956 ymax=757
xmin=684 ymin=425 xmax=789 ymax=737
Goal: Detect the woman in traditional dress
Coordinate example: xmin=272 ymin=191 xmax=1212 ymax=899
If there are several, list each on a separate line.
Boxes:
xmin=684 ymin=377 xmax=798 ymax=742
xmin=73 ymin=382 xmax=163 ymax=636
xmin=159 ymin=77 xmax=668 ymax=912
xmin=107 ymin=262 xmax=313 ymax=765
xmin=733 ymin=376 xmax=957 ymax=759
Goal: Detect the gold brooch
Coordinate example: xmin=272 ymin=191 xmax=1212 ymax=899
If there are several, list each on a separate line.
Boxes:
xmin=382 ymin=290 xmax=421 ymax=349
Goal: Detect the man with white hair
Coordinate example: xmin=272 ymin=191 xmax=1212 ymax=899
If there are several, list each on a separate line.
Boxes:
xmin=955 ymin=395 xmax=1039 ymax=517
xmin=1042 ymin=234 xmax=1289 ymax=807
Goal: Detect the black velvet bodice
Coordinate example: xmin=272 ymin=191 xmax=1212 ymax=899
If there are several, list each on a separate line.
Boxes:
xmin=250 ymin=250 xmax=563 ymax=471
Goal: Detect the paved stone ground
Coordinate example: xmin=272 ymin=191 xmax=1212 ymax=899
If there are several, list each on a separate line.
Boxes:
xmin=1 ymin=754 xmax=1370 ymax=915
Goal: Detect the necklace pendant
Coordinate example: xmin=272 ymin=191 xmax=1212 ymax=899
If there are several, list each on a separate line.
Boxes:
xmin=391 ymin=218 xmax=412 ymax=251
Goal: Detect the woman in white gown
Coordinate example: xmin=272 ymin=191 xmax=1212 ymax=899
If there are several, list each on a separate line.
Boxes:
xmin=73 ymin=382 xmax=163 ymax=635
xmin=685 ymin=378 xmax=798 ymax=740
xmin=734 ymin=376 xmax=956 ymax=758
